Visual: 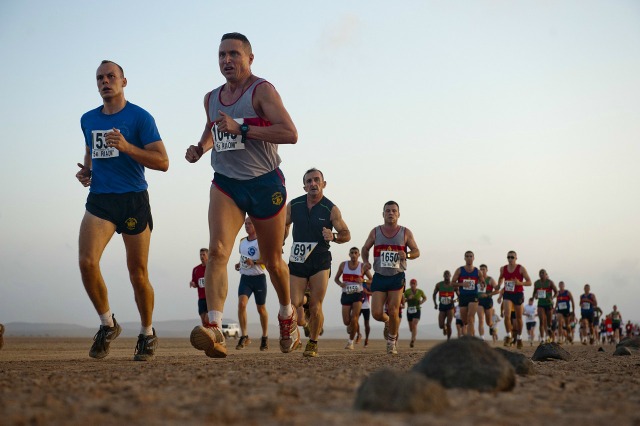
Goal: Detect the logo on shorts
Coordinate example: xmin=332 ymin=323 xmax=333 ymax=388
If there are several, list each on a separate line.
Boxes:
xmin=125 ymin=217 xmax=138 ymax=231
xmin=271 ymin=192 xmax=283 ymax=206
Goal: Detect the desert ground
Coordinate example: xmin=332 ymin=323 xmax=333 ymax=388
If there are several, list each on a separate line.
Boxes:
xmin=1 ymin=336 xmax=639 ymax=425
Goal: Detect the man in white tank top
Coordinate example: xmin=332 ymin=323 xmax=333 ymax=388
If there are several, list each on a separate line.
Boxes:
xmin=362 ymin=201 xmax=420 ymax=355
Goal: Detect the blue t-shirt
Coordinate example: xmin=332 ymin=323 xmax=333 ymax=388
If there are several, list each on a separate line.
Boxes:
xmin=81 ymin=101 xmax=161 ymax=194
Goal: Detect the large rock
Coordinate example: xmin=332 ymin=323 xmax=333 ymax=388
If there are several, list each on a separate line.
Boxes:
xmin=412 ymin=336 xmax=516 ymax=392
xmin=494 ymin=348 xmax=535 ymax=375
xmin=354 ymin=368 xmax=449 ymax=413
xmin=616 ymin=337 xmax=640 ymax=351
xmin=613 ymin=346 xmax=632 ymax=356
xmin=531 ymin=342 xmax=572 ymax=361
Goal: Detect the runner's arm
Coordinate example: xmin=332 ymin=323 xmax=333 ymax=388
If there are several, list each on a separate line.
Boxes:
xmin=334 ymin=262 xmax=346 ymax=288
xmin=186 ymin=92 xmax=214 ymax=163
xmin=250 ymin=82 xmax=298 ymax=145
xmin=361 ymin=229 xmax=376 ymax=272
xmin=403 ymin=228 xmax=420 ymax=260
xmin=329 ymin=206 xmax=350 ymax=244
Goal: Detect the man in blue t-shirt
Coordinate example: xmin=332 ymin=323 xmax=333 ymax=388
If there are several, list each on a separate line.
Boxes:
xmin=76 ymin=60 xmax=169 ymax=361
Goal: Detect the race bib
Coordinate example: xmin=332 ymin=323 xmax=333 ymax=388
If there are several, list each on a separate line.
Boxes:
xmin=537 ymin=289 xmax=547 ymax=299
xmin=379 ymin=250 xmax=399 ymax=268
xmin=240 ymin=255 xmax=251 ymax=269
xmin=408 ymin=306 xmax=417 ymax=314
xmin=91 ymin=130 xmax=119 ymax=159
xmin=440 ymin=296 xmax=452 ymax=305
xmin=345 ymin=284 xmax=360 ymax=294
xmin=581 ymin=302 xmax=591 ymax=310
xmin=477 ymin=283 xmax=486 ymax=293
xmin=289 ymin=242 xmax=317 ymax=263
xmin=463 ymin=279 xmax=476 ymax=291
xmin=197 ymin=277 xmax=205 ymax=288
xmin=558 ymin=302 xmax=567 ymax=310
xmin=212 ymin=119 xmax=246 ymax=152
xmin=505 ymin=281 xmax=515 ymax=292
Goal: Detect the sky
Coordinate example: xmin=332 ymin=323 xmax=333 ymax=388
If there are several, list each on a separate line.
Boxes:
xmin=1 ymin=1 xmax=639 ymax=334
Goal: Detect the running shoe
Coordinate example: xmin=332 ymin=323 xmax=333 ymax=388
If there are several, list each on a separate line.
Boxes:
xmin=236 ymin=335 xmax=249 ymax=350
xmin=190 ymin=323 xmax=227 ymax=358
xmin=516 ymin=339 xmax=523 ymax=349
xmin=133 ymin=329 xmax=158 ymax=361
xmin=345 ymin=341 xmax=354 ymax=350
xmin=386 ymin=341 xmax=398 ymax=355
xmin=410 ymin=340 xmax=415 ymax=348
xmin=364 ymin=338 xmax=369 ymax=348
xmin=303 ymin=340 xmax=318 ymax=357
xmin=383 ymin=321 xmax=390 ymax=340
xmin=503 ymin=336 xmax=512 ymax=347
xmin=89 ymin=314 xmax=122 ymax=359
xmin=278 ymin=309 xmax=301 ymax=353
xmin=260 ymin=336 xmax=269 ymax=351
xmin=355 ymin=333 xmax=362 ymax=344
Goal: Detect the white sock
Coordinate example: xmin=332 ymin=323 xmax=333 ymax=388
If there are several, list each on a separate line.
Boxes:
xmin=99 ymin=311 xmax=114 ymax=327
xmin=388 ymin=334 xmax=397 ymax=343
xmin=348 ymin=339 xmax=353 ymax=344
xmin=208 ymin=310 xmax=223 ymax=326
xmin=140 ymin=325 xmax=153 ymax=336
xmin=279 ymin=304 xmax=293 ymax=318
xmin=517 ymin=334 xmax=522 ymax=340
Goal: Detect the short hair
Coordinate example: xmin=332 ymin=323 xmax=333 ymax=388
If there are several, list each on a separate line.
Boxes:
xmin=508 ymin=250 xmax=517 ymax=256
xmin=200 ymin=248 xmax=208 ymax=253
xmin=410 ymin=279 xmax=417 ymax=284
xmin=384 ymin=200 xmax=399 ymax=210
xmin=349 ymin=247 xmax=359 ymax=252
xmin=221 ymin=32 xmax=252 ymax=53
xmin=303 ymin=168 xmax=324 ymax=184
xmin=465 ymin=250 xmax=474 ymax=256
xmin=100 ymin=60 xmax=124 ymax=77
xmin=479 ymin=264 xmax=487 ymax=269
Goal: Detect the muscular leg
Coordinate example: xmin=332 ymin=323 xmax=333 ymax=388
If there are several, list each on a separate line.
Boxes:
xmin=385 ymin=290 xmax=403 ymax=337
xmin=306 ymin=270 xmax=330 ymax=341
xmin=410 ymin=318 xmax=419 ymax=342
xmin=290 ymin=276 xmax=308 ymax=324
xmin=514 ymin=303 xmax=524 ymax=339
xmin=349 ymin=302 xmax=362 ymax=340
xmin=238 ymin=295 xmax=249 ymax=336
xmin=342 ymin=305 xmax=351 ymax=327
xmin=371 ymin=292 xmax=389 ymax=323
xmin=503 ymin=300 xmax=514 ymax=335
xmin=205 ymin=187 xmax=245 ymax=314
xmin=538 ymin=307 xmax=547 ymax=341
xmin=78 ymin=212 xmax=116 ymax=318
xmin=477 ymin=306 xmax=485 ymax=338
xmin=446 ymin=309 xmax=453 ymax=339
xmin=256 ymin=303 xmax=269 ymax=337
xmin=466 ymin=302 xmax=478 ymax=336
xmin=122 ymin=226 xmax=153 ymax=327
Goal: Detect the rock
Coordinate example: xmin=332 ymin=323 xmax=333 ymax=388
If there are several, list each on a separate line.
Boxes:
xmin=613 ymin=346 xmax=632 ymax=356
xmin=412 ymin=336 xmax=515 ymax=392
xmin=354 ymin=368 xmax=449 ymax=413
xmin=494 ymin=348 xmax=535 ymax=375
xmin=531 ymin=342 xmax=572 ymax=361
xmin=616 ymin=337 xmax=640 ymax=351
xmin=598 ymin=347 xmax=605 ymax=352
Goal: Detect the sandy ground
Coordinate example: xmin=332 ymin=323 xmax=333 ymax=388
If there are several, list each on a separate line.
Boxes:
xmin=1 ymin=336 xmax=639 ymax=426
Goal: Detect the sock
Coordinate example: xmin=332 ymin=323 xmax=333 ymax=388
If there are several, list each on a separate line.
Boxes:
xmin=310 ymin=339 xmax=317 ymax=344
xmin=517 ymin=334 xmax=522 ymax=340
xmin=348 ymin=339 xmax=353 ymax=345
xmin=99 ymin=311 xmax=114 ymax=327
xmin=140 ymin=325 xmax=153 ymax=336
xmin=279 ymin=304 xmax=293 ymax=318
xmin=208 ymin=310 xmax=223 ymax=326
xmin=388 ymin=334 xmax=397 ymax=343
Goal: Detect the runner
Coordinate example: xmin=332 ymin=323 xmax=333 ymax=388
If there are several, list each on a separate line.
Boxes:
xmin=189 ymin=248 xmax=209 ymax=326
xmin=286 ymin=168 xmax=351 ymax=357
xmin=477 ymin=264 xmax=499 ymax=341
xmin=359 ymin=278 xmax=373 ymax=347
xmin=523 ymin=298 xmax=538 ymax=345
xmin=334 ymin=247 xmax=372 ymax=350
xmin=77 ymin=60 xmax=169 ymax=361
xmin=533 ymin=269 xmax=558 ymax=343
xmin=625 ymin=320 xmax=633 ymax=339
xmin=579 ymin=284 xmax=598 ymax=345
xmin=555 ymin=281 xmax=575 ymax=344
xmin=451 ymin=251 xmax=482 ymax=337
xmin=404 ymin=279 xmax=427 ymax=348
xmin=491 ymin=312 xmax=501 ymax=342
xmin=610 ymin=305 xmax=623 ymax=344
xmin=432 ymin=270 xmax=455 ymax=341
xmin=234 ymin=217 xmax=269 ymax=351
xmin=498 ymin=251 xmax=533 ymax=349
xmin=362 ymin=201 xmax=420 ymax=355
xmin=185 ymin=33 xmax=299 ymax=358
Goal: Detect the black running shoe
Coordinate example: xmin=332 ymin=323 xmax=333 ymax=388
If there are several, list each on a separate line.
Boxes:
xmin=133 ymin=328 xmax=158 ymax=361
xmin=236 ymin=335 xmax=249 ymax=350
xmin=260 ymin=336 xmax=269 ymax=351
xmin=89 ymin=315 xmax=122 ymax=359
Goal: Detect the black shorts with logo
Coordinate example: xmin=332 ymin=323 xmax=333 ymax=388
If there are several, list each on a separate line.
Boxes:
xmin=341 ymin=292 xmax=363 ymax=306
xmin=86 ymin=190 xmax=153 ymax=235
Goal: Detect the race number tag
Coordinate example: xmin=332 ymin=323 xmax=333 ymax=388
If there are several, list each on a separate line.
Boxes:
xmin=345 ymin=284 xmax=360 ymax=294
xmin=240 ymin=255 xmax=251 ymax=269
xmin=289 ymin=242 xmax=317 ymax=263
xmin=408 ymin=306 xmax=417 ymax=314
xmin=581 ymin=302 xmax=591 ymax=310
xmin=537 ymin=289 xmax=547 ymax=299
xmin=558 ymin=302 xmax=567 ymax=310
xmin=440 ymin=296 xmax=452 ymax=305
xmin=197 ymin=277 xmax=205 ymax=288
xmin=477 ymin=283 xmax=487 ymax=293
xmin=379 ymin=250 xmax=399 ymax=268
xmin=505 ymin=281 xmax=516 ymax=292
xmin=463 ymin=279 xmax=476 ymax=291
xmin=91 ymin=130 xmax=119 ymax=159
xmin=212 ymin=119 xmax=246 ymax=152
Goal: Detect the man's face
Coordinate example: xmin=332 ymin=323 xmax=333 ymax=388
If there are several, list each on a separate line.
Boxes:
xmin=480 ymin=266 xmax=488 ymax=276
xmin=244 ymin=217 xmax=255 ymax=235
xmin=199 ymin=251 xmax=208 ymax=264
xmin=559 ymin=281 xmax=565 ymax=290
xmin=528 ymin=299 xmax=534 ymax=305
xmin=443 ymin=271 xmax=451 ymax=281
xmin=410 ymin=280 xmax=417 ymax=289
xmin=96 ymin=62 xmax=126 ymax=100
xmin=382 ymin=203 xmax=399 ymax=225
xmin=584 ymin=284 xmax=590 ymax=293
xmin=303 ymin=171 xmax=325 ymax=196
xmin=465 ymin=252 xmax=474 ymax=265
xmin=507 ymin=252 xmax=517 ymax=264
xmin=219 ymin=39 xmax=253 ymax=81
xmin=349 ymin=249 xmax=359 ymax=262
xmin=539 ymin=270 xmax=548 ymax=280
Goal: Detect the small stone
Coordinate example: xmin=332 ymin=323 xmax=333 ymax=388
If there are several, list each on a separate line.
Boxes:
xmin=494 ymin=347 xmax=536 ymax=375
xmin=613 ymin=346 xmax=632 ymax=356
xmin=531 ymin=342 xmax=572 ymax=361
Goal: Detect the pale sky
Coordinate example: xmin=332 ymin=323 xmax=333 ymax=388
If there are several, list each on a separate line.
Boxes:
xmin=1 ymin=1 xmax=639 ymax=331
